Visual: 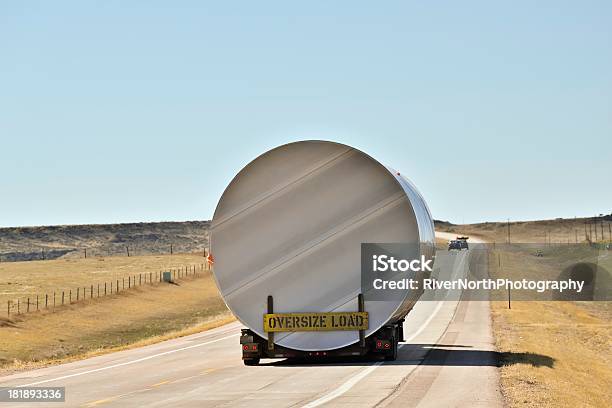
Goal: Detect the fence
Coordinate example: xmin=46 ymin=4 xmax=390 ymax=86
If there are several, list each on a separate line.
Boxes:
xmin=6 ymin=262 xmax=211 ymax=318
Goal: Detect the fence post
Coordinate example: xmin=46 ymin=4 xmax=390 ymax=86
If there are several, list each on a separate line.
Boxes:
xmin=128 ymin=276 xmax=131 ymax=289
xmin=91 ymin=285 xmax=93 ymax=298
xmin=53 ymin=292 xmax=56 ymax=309
xmin=62 ymin=291 xmax=64 ymax=305
xmin=45 ymin=294 xmax=48 ymax=308
xmin=18 ymin=299 xmax=20 ymax=314
xmin=77 ymin=288 xmax=79 ymax=301
xmin=69 ymin=290 xmax=72 ymax=304
xmin=7 ymin=300 xmax=10 ymax=318
xmin=508 ymin=286 xmax=512 ymax=309
xmin=117 ymin=279 xmax=119 ymax=292
xmin=36 ymin=295 xmax=39 ymax=311
xmin=140 ymin=273 xmax=142 ymax=286
xmin=27 ymin=297 xmax=30 ymax=313
xmin=97 ymin=284 xmax=100 ymax=297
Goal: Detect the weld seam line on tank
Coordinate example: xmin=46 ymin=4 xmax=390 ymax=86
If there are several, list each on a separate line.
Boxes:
xmin=276 ymin=229 xmax=468 ymax=345
xmin=223 ymin=192 xmax=406 ymax=298
xmin=277 ymin=239 xmax=467 ymax=348
xmin=211 ymin=148 xmax=354 ymax=230
xmin=279 ymin=234 xmax=468 ymax=347
xmin=301 ymin=250 xmax=469 ymax=407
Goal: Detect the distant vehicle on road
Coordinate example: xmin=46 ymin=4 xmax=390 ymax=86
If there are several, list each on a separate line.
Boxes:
xmin=448 ymin=237 xmax=469 ymax=251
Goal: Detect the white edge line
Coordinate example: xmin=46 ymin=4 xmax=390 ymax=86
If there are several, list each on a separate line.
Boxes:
xmin=301 ymin=362 xmax=383 ymax=408
xmin=302 ymin=250 xmax=469 ymax=407
xmin=302 ymin=298 xmax=447 ymax=408
xmin=16 ymin=333 xmax=238 ymax=387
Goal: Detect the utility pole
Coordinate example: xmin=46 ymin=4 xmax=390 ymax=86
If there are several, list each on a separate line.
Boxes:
xmin=584 ymin=220 xmax=588 ymax=241
xmin=575 ymin=229 xmax=578 ymax=244
xmin=507 ymin=218 xmax=511 ymax=244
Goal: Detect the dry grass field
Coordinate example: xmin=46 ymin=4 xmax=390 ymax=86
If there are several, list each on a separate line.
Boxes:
xmin=491 ymin=301 xmax=611 ymax=407
xmin=0 ymin=253 xmax=233 ymax=373
xmin=440 ymin=219 xmax=612 ymax=407
xmin=0 ymin=271 xmax=232 ymax=374
xmin=436 ymin=216 xmax=612 ymax=244
xmin=0 ymin=254 xmax=208 ymax=309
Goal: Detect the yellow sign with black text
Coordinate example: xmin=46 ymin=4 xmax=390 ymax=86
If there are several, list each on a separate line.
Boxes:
xmin=263 ymin=312 xmax=369 ymax=332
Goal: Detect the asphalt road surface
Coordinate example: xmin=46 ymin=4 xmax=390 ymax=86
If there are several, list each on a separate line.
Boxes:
xmin=0 ymin=234 xmax=502 ymax=407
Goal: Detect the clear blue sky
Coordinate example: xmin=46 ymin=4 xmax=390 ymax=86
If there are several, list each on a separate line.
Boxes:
xmin=1 ymin=1 xmax=610 ymax=227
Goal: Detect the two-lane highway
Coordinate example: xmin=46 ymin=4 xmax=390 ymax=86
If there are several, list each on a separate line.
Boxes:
xmin=0 ymin=235 xmax=502 ymax=407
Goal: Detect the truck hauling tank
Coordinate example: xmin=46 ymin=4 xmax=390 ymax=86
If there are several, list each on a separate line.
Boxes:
xmin=210 ymin=140 xmax=435 ymax=365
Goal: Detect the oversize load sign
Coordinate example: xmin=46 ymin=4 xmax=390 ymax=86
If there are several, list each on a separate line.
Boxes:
xmin=263 ymin=312 xmax=369 ymax=332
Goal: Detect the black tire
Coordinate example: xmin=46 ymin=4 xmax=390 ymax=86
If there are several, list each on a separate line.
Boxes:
xmin=384 ymin=338 xmax=398 ymax=361
xmin=243 ymin=358 xmax=260 ymax=366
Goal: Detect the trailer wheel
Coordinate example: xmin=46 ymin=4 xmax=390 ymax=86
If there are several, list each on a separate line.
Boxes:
xmin=384 ymin=338 xmax=398 ymax=361
xmin=243 ymin=358 xmax=260 ymax=366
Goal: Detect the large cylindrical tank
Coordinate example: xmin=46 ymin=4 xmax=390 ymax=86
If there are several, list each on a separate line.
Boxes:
xmin=211 ymin=140 xmax=435 ymax=351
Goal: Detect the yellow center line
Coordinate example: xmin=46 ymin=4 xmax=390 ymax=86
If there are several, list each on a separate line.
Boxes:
xmin=81 ymin=381 xmax=169 ymax=407
xmin=82 ymin=373 xmax=209 ymax=406
xmin=82 ymin=396 xmax=119 ymax=407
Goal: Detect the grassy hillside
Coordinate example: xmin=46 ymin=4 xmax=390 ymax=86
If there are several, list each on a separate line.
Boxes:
xmin=0 ymin=221 xmax=210 ymax=261
xmin=435 ymin=214 xmax=612 ymax=244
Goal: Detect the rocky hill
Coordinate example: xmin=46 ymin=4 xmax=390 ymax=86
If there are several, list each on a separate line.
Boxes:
xmin=0 ymin=221 xmax=210 ymax=262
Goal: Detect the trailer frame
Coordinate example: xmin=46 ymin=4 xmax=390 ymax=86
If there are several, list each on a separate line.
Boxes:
xmin=240 ymin=294 xmax=402 ymax=365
